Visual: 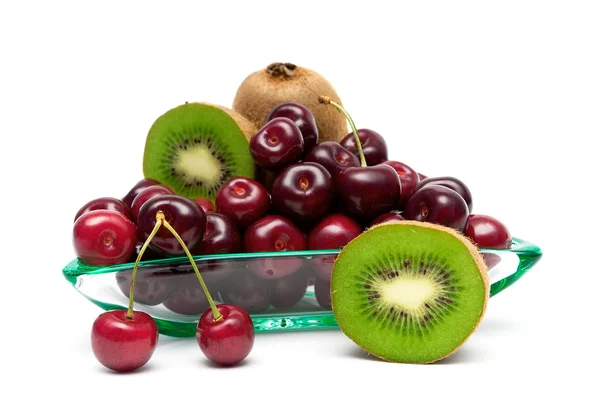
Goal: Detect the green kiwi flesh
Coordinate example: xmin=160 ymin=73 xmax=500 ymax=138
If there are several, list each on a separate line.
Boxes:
xmin=331 ymin=220 xmax=490 ymax=364
xmin=143 ymin=103 xmax=255 ymax=200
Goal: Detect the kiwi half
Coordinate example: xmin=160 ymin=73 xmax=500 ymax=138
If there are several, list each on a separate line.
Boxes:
xmin=143 ymin=103 xmax=257 ymax=200
xmin=331 ymin=220 xmax=490 ymax=364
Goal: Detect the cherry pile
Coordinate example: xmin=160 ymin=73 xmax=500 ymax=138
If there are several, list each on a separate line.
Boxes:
xmin=72 ymin=97 xmax=512 ymax=373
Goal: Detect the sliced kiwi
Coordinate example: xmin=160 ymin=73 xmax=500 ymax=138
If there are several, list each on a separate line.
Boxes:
xmin=143 ymin=103 xmax=257 ymax=200
xmin=331 ymin=220 xmax=490 ymax=364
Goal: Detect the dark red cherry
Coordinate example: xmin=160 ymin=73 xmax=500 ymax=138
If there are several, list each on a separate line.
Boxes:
xmin=382 ymin=161 xmax=420 ymax=207
xmin=340 ymin=129 xmax=388 ymax=165
xmin=250 ymin=117 xmax=304 ymax=170
xmin=130 ymin=185 xmax=173 ymax=221
xmin=73 ymin=210 xmax=137 ymax=266
xmin=215 ymin=177 xmax=270 ymax=229
xmin=243 ymin=215 xmax=306 ymax=279
xmin=193 ymin=212 xmax=241 ymax=255
xmin=465 ymin=214 xmax=512 ymax=249
xmin=404 ymin=185 xmax=469 ymax=231
xmin=413 ymin=176 xmax=473 ymax=212
xmin=137 ymin=195 xmax=206 ymax=255
xmin=123 ymin=178 xmax=161 ymax=208
xmin=336 ymin=164 xmax=400 ymax=219
xmin=304 ymin=141 xmax=360 ymax=179
xmin=271 ymin=162 xmax=334 ymax=223
xmin=370 ymin=211 xmax=405 ymax=227
xmin=266 ymin=102 xmax=319 ymax=153
xmin=192 ymin=197 xmax=215 ymax=213
xmin=74 ymin=197 xmax=131 ymax=223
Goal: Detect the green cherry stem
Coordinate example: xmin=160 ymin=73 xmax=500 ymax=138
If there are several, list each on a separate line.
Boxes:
xmin=318 ymin=95 xmax=367 ymax=167
xmin=161 ymin=217 xmax=223 ymax=322
xmin=126 ymin=213 xmax=163 ymax=320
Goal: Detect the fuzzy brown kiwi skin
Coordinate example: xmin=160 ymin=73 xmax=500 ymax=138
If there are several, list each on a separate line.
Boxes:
xmin=330 ymin=219 xmax=491 ymax=364
xmin=232 ymin=63 xmax=349 ymax=142
xmin=211 ymin=103 xmax=259 ymax=141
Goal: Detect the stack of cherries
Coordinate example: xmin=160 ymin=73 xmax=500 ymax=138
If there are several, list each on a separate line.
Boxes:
xmin=71 ymin=96 xmax=511 ymax=373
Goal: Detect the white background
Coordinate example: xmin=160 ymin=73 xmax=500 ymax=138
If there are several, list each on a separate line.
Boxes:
xmin=1 ymin=1 xmax=598 ymax=418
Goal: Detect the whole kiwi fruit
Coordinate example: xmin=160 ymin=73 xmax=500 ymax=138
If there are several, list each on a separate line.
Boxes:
xmin=232 ymin=63 xmax=348 ymax=143
xmin=331 ymin=220 xmax=490 ymax=364
xmin=142 ymin=102 xmax=257 ymax=201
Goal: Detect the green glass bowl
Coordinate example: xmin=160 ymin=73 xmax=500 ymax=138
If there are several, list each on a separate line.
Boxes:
xmin=62 ymin=238 xmax=542 ymax=337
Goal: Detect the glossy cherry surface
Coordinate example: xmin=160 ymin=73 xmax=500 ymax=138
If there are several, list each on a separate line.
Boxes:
xmin=266 ymin=102 xmax=319 ymax=152
xmin=404 ymin=185 xmax=469 ymax=231
xmin=250 ymin=117 xmax=304 ymax=170
xmin=340 ymin=129 xmax=388 ymax=165
xmin=73 ymin=210 xmax=137 ymax=266
xmin=382 ymin=161 xmax=420 ymax=206
xmin=308 ymin=214 xmax=362 ymax=250
xmin=137 ymin=195 xmax=206 ymax=255
xmin=215 ymin=177 xmax=270 ymax=229
xmin=465 ymin=214 xmax=512 ymax=249
xmin=271 ymin=162 xmax=334 ymax=223
xmin=413 ymin=176 xmax=473 ymax=212
xmin=192 ymin=197 xmax=215 ymax=213
xmin=336 ymin=164 xmax=400 ymax=219
xmin=196 ymin=304 xmax=255 ymax=366
xmin=75 ymin=197 xmax=131 ymax=223
xmin=91 ymin=310 xmax=158 ymax=372
xmin=370 ymin=211 xmax=405 ymax=226
xmin=130 ymin=185 xmax=173 ymax=221
xmin=193 ymin=212 xmax=241 ymax=255
xmin=304 ymin=141 xmax=360 ymax=179
xmin=123 ymin=178 xmax=161 ymax=208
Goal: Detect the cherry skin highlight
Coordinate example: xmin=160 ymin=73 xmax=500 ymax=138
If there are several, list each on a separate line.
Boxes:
xmin=91 ymin=310 xmax=158 ymax=372
xmin=266 ymin=101 xmax=319 ymax=152
xmin=382 ymin=160 xmax=420 ymax=207
xmin=122 ymin=178 xmax=161 ymax=208
xmin=215 ymin=177 xmax=270 ymax=229
xmin=130 ymin=185 xmax=173 ymax=221
xmin=304 ymin=141 xmax=360 ymax=179
xmin=413 ymin=176 xmax=473 ymax=212
xmin=196 ymin=304 xmax=255 ymax=367
xmin=74 ymin=197 xmax=131 ymax=223
xmin=73 ymin=210 xmax=137 ymax=266
xmin=192 ymin=197 xmax=215 ymax=213
xmin=340 ymin=129 xmax=388 ymax=165
xmin=465 ymin=214 xmax=512 ymax=249
xmin=404 ymin=185 xmax=469 ymax=231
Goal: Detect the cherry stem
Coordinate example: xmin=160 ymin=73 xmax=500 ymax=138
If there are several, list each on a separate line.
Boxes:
xmin=126 ymin=214 xmax=163 ymax=320
xmin=318 ymin=95 xmax=367 ymax=167
xmin=161 ymin=218 xmax=223 ymax=322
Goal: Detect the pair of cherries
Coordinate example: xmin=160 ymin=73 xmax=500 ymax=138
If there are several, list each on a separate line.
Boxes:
xmin=75 ymin=194 xmax=255 ymax=372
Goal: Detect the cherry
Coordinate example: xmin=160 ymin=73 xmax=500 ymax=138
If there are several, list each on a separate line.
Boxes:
xmin=482 ymin=253 xmax=502 ymax=270
xmin=255 ymin=166 xmax=278 ymax=193
xmin=193 ymin=212 xmax=241 ymax=255
xmin=250 ymin=117 xmax=304 ymax=170
xmin=130 ymin=185 xmax=173 ymax=221
xmin=266 ymin=101 xmax=319 ymax=153
xmin=418 ymin=173 xmax=428 ymax=181
xmin=73 ymin=210 xmax=137 ymax=266
xmin=75 ymin=197 xmax=131 ymax=223
xmin=163 ymin=286 xmax=212 ymax=315
xmin=269 ymin=275 xmax=308 ymax=308
xmin=215 ymin=177 xmax=270 ymax=229
xmin=382 ymin=161 xmax=420 ymax=207
xmin=271 ymin=162 xmax=334 ymax=223
xmin=465 ymin=214 xmax=512 ymax=249
xmin=122 ymin=178 xmax=161 ymax=208
xmin=413 ymin=176 xmax=473 ymax=212
xmin=91 ymin=310 xmax=158 ymax=372
xmin=137 ymin=195 xmax=206 ymax=255
xmin=116 ymin=268 xmax=176 ymax=306
xmin=314 ymin=277 xmax=332 ymax=309
xmin=340 ymin=128 xmax=388 ymax=166
xmin=196 ymin=304 xmax=255 ymax=367
xmin=404 ymin=184 xmax=469 ymax=231
xmin=370 ymin=211 xmax=405 ymax=227
xmin=304 ymin=141 xmax=360 ymax=179
xmin=220 ymin=274 xmax=271 ymax=313
xmin=243 ymin=215 xmax=307 ymax=279
xmin=192 ymin=197 xmax=215 ymax=213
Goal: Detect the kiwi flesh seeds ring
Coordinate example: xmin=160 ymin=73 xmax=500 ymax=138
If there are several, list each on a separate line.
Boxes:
xmin=331 ymin=220 xmax=490 ymax=364
xmin=143 ymin=103 xmax=256 ymax=201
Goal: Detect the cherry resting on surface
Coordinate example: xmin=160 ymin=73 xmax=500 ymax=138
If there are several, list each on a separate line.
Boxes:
xmin=250 ymin=117 xmax=304 ymax=170
xmin=403 ymin=184 xmax=469 ymax=231
xmin=266 ymin=101 xmax=319 ymax=153
xmin=73 ymin=210 xmax=137 ymax=266
xmin=215 ymin=177 xmax=270 ymax=229
xmin=413 ymin=176 xmax=473 ymax=212
xmin=465 ymin=214 xmax=512 ymax=249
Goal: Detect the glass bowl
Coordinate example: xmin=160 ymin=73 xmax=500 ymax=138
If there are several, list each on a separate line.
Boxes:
xmin=62 ymin=237 xmax=542 ymax=337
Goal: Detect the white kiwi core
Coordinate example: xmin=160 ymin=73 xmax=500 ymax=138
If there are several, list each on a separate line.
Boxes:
xmin=175 ymin=147 xmax=221 ymax=181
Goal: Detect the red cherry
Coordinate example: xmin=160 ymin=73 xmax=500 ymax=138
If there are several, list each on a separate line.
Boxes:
xmin=215 ymin=177 xmax=270 ymax=229
xmin=370 ymin=211 xmax=405 ymax=227
xmin=192 ymin=197 xmax=215 ymax=213
xmin=74 ymin=197 xmax=131 ymax=222
xmin=196 ymin=304 xmax=255 ymax=367
xmin=123 ymin=178 xmax=161 ymax=208
xmin=130 ymin=185 xmax=173 ymax=221
xmin=91 ymin=310 xmax=158 ymax=372
xmin=73 ymin=210 xmax=137 ymax=266
xmin=465 ymin=214 xmax=512 ymax=249
xmin=382 ymin=160 xmax=420 ymax=207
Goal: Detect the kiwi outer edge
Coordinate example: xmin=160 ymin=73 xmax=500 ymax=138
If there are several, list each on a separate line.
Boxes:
xmin=330 ymin=219 xmax=491 ymax=364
